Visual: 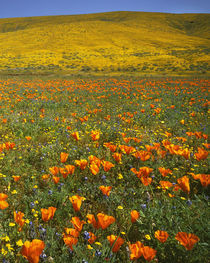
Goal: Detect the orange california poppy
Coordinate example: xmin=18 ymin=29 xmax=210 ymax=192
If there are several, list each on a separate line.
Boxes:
xmin=175 ymin=232 xmax=199 ymax=250
xmin=90 ymin=130 xmax=100 ymax=141
xmin=21 ymin=239 xmax=45 ymax=263
xmin=63 ymin=235 xmax=78 ymax=251
xmin=154 ymin=230 xmax=169 ymax=243
xmin=75 ymin=159 xmax=88 ymax=170
xmin=88 ymin=155 xmax=101 ymax=167
xmin=14 ymin=211 xmax=25 ymax=231
xmin=132 ymin=151 xmax=151 ymax=161
xmin=0 ymin=193 xmax=9 ymax=209
xmin=194 ymin=147 xmax=208 ymax=161
xmin=52 ymin=176 xmax=60 ymax=184
xmin=158 ymin=167 xmax=172 ymax=177
xmin=129 ymin=241 xmax=144 ymax=260
xmin=142 ymin=246 xmax=157 ymax=261
xmin=104 ymin=142 xmax=117 ymax=152
xmin=89 ymin=163 xmax=100 ymax=175
xmin=131 ymin=210 xmax=140 ymax=223
xmin=70 ymin=217 xmax=86 ymax=232
xmin=88 ymin=232 xmax=97 ymax=244
xmin=60 ymin=152 xmax=69 ymax=163
xmin=71 ymin=132 xmax=80 ymax=141
xmin=12 ymin=176 xmax=21 ymax=182
xmin=105 ymin=143 xmax=117 ymax=152
xmin=86 ymin=214 xmax=98 ymax=228
xmin=65 ymin=165 xmax=75 ymax=175
xmin=141 ymin=176 xmax=153 ymax=186
xmin=159 ymin=181 xmax=173 ymax=190
xmin=69 ymin=195 xmax=85 ymax=212
xmin=49 ymin=166 xmax=59 ymax=176
xmin=198 ymin=174 xmax=210 ymax=187
xmin=119 ymin=145 xmax=136 ymax=155
xmin=112 ymin=152 xmax=122 ymax=163
xmin=179 ymin=148 xmax=190 ymax=160
xmin=41 ymin=207 xmax=57 ymax=222
xmin=102 ymin=161 xmax=115 ymax=172
xmin=25 ymin=136 xmax=32 ymax=141
xmin=59 ymin=168 xmax=68 ymax=178
xmin=97 ymin=213 xmax=115 ymax=229
xmin=107 ymin=235 xmax=124 ymax=252
xmin=64 ymin=228 xmax=80 ymax=238
xmin=177 ymin=176 xmax=190 ymax=193
xmin=99 ymin=186 xmax=112 ymax=196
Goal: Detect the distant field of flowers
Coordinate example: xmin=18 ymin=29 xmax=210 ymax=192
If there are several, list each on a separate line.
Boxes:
xmin=0 ymin=77 xmax=209 ymax=263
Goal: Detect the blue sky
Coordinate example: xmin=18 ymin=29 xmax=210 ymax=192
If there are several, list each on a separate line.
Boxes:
xmin=0 ymin=0 xmax=209 ymax=18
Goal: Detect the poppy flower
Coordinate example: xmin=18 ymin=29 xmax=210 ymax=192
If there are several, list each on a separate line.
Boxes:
xmin=131 ymin=210 xmax=140 ymax=223
xmin=119 ymin=145 xmax=136 ymax=155
xmin=158 ymin=167 xmax=172 ymax=177
xmin=141 ymin=176 xmax=152 ymax=186
xmin=89 ymin=163 xmax=100 ymax=175
xmin=88 ymin=232 xmax=97 ymax=244
xmin=159 ymin=181 xmax=173 ymax=190
xmin=177 ymin=176 xmax=190 ymax=193
xmin=191 ymin=173 xmax=210 ymax=187
xmin=41 ymin=207 xmax=57 ymax=222
xmin=0 ymin=193 xmax=9 ymax=210
xmin=52 ymin=176 xmax=60 ymax=184
xmin=154 ymin=230 xmax=169 ymax=243
xmin=194 ymin=147 xmax=208 ymax=161
xmin=69 ymin=195 xmax=85 ymax=212
xmin=112 ymin=152 xmax=122 ymax=163
xmin=64 ymin=228 xmax=80 ymax=238
xmin=132 ymin=151 xmax=151 ymax=161
xmin=97 ymin=213 xmax=115 ymax=229
xmin=71 ymin=217 xmax=86 ymax=232
xmin=88 ymin=155 xmax=101 ymax=167
xmin=104 ymin=143 xmax=117 ymax=152
xmin=49 ymin=166 xmax=59 ymax=176
xmin=179 ymin=148 xmax=190 ymax=160
xmin=71 ymin=132 xmax=80 ymax=141
xmin=65 ymin=165 xmax=75 ymax=175
xmin=75 ymin=159 xmax=88 ymax=170
xmin=90 ymin=130 xmax=100 ymax=141
xmin=102 ymin=161 xmax=115 ymax=172
xmin=63 ymin=235 xmax=78 ymax=251
xmin=198 ymin=174 xmax=210 ymax=187
xmin=131 ymin=167 xmax=153 ymax=185
xmin=60 ymin=152 xmax=69 ymax=163
xmin=107 ymin=235 xmax=124 ymax=252
xmin=86 ymin=214 xmax=99 ymax=229
xmin=12 ymin=176 xmax=21 ymax=182
xmin=21 ymin=239 xmax=45 ymax=263
xmin=99 ymin=186 xmax=112 ymax=196
xmin=129 ymin=241 xmax=144 ymax=260
xmin=14 ymin=211 xmax=25 ymax=231
xmin=175 ymin=232 xmax=199 ymax=250
xmin=123 ymin=137 xmax=131 ymax=143
xmin=59 ymin=168 xmax=68 ymax=178
xmin=142 ymin=246 xmax=157 ymax=261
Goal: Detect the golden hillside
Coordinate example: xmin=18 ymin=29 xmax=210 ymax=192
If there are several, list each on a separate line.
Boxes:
xmin=0 ymin=11 xmax=209 ymax=75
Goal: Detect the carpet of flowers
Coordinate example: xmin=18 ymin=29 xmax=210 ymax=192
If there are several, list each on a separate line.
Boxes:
xmin=0 ymin=77 xmax=209 ymax=263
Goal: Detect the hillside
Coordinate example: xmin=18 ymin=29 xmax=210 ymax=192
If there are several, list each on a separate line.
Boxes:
xmin=0 ymin=11 xmax=209 ymax=75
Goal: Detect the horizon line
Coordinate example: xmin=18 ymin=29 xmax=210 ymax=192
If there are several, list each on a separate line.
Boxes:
xmin=1 ymin=10 xmax=210 ymax=19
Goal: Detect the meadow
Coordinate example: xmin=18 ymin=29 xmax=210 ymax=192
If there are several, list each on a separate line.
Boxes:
xmin=0 ymin=77 xmax=209 ymax=262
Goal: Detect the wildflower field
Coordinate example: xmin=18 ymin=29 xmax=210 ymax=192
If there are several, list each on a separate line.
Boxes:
xmin=0 ymin=77 xmax=209 ymax=263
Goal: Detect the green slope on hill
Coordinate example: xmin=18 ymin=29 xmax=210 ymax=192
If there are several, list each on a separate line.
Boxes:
xmin=0 ymin=11 xmax=209 ymax=75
